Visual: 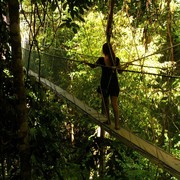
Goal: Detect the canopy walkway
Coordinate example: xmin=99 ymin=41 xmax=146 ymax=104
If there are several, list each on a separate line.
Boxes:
xmin=28 ymin=70 xmax=180 ymax=179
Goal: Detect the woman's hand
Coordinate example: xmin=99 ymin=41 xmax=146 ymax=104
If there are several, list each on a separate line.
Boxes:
xmin=83 ymin=61 xmax=96 ymax=68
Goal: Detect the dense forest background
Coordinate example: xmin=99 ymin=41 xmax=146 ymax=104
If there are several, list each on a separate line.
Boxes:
xmin=0 ymin=0 xmax=179 ymax=179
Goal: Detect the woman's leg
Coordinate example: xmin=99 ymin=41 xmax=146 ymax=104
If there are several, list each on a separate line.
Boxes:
xmin=102 ymin=96 xmax=110 ymax=124
xmin=110 ymin=96 xmax=120 ymax=129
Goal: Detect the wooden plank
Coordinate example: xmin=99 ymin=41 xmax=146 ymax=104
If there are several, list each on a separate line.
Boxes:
xmin=28 ymin=70 xmax=180 ymax=179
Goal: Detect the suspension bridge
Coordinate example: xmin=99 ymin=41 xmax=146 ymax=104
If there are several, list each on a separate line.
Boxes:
xmin=27 ymin=68 xmax=180 ymax=179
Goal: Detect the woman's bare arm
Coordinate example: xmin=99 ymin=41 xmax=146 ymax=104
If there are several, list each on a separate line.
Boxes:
xmin=84 ymin=61 xmax=98 ymax=68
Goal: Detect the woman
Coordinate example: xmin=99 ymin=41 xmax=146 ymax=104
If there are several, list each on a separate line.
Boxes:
xmin=86 ymin=43 xmax=123 ymax=130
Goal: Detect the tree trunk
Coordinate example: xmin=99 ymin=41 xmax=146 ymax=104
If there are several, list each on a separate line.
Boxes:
xmin=8 ymin=0 xmax=31 ymax=179
xmin=106 ymin=0 xmax=115 ymax=43
xmin=166 ymin=0 xmax=174 ymax=62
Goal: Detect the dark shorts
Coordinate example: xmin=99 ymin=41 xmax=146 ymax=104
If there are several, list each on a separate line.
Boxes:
xmin=97 ymin=85 xmax=119 ymax=97
xmin=109 ymin=85 xmax=119 ymax=97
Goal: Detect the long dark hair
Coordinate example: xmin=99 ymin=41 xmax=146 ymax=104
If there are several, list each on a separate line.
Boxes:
xmin=102 ymin=43 xmax=115 ymax=65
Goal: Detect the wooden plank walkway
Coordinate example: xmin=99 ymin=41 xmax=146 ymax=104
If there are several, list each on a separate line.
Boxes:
xmin=28 ymin=70 xmax=180 ymax=179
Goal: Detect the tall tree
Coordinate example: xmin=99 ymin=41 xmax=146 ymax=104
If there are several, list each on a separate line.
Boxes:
xmin=106 ymin=0 xmax=115 ymax=43
xmin=8 ymin=0 xmax=30 ymax=179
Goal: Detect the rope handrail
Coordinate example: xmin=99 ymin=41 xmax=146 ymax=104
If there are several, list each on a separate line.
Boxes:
xmin=83 ymin=61 xmax=180 ymax=78
xmin=22 ymin=47 xmax=180 ymax=78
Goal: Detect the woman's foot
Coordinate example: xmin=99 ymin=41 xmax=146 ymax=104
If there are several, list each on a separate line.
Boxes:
xmin=115 ymin=126 xmax=120 ymax=130
xmin=115 ymin=121 xmax=120 ymax=130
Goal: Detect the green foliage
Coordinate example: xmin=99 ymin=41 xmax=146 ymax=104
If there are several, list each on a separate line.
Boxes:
xmin=26 ymin=77 xmax=72 ymax=179
xmin=24 ymin=76 xmax=168 ymax=179
xmin=20 ymin=0 xmax=94 ymax=48
xmin=62 ymin=5 xmax=179 ymax=179
xmin=25 ymin=77 xmax=99 ymax=179
xmin=1 ymin=0 xmax=179 ymax=179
